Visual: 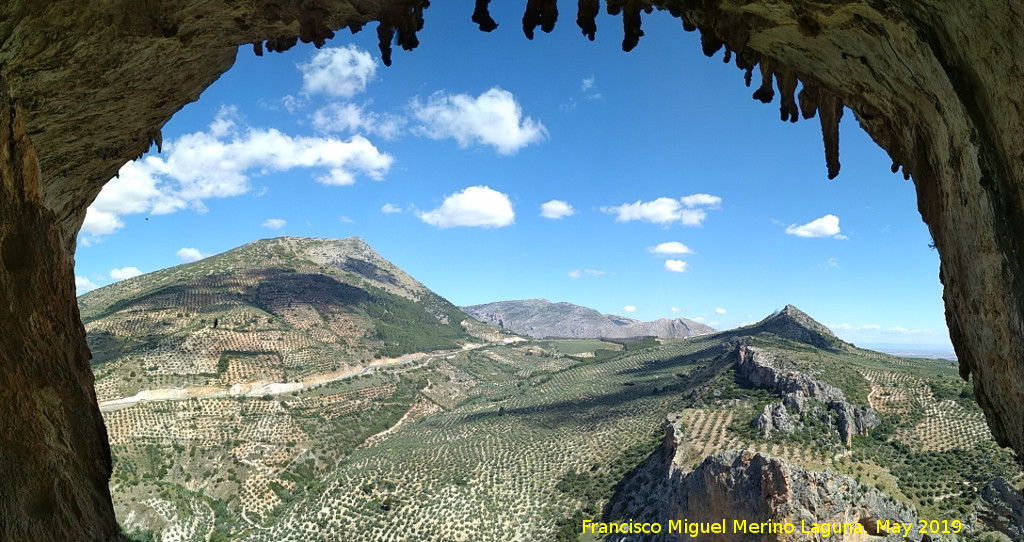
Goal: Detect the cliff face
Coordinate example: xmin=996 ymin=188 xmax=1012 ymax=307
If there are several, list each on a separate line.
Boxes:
xmin=609 ymin=419 xmax=923 ymax=542
xmin=735 ymin=341 xmax=879 ymax=446
xmin=3 ymin=1 xmax=1024 ymax=539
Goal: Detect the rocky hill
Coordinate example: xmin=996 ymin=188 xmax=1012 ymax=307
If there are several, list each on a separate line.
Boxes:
xmin=744 ymin=304 xmax=850 ymax=351
xmin=80 ymin=236 xmax=475 ymax=401
xmin=461 ymin=298 xmax=715 ymax=339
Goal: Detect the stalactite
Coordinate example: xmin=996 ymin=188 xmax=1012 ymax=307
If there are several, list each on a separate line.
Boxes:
xmin=522 ymin=0 xmax=558 ymax=40
xmin=752 ymin=60 xmax=776 ymax=103
xmin=376 ymin=2 xmax=429 ymax=66
xmin=298 ymin=12 xmax=335 ymax=48
xmin=607 ymin=1 xmax=653 ymax=52
xmin=472 ymin=0 xmax=498 ymax=32
xmin=776 ymin=70 xmax=799 ymax=123
xmin=818 ymin=90 xmax=844 ymax=179
xmin=265 ymin=36 xmax=298 ymax=53
xmin=700 ymin=29 xmax=724 ymax=57
xmin=797 ymin=81 xmax=820 ymax=119
xmin=577 ymin=0 xmax=600 ymax=41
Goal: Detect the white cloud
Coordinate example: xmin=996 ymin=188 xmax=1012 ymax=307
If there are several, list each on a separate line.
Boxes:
xmin=679 ymin=193 xmax=722 ymax=208
xmin=81 ymin=209 xmax=125 ymax=235
xmin=715 ymin=307 xmax=727 ymax=314
xmin=419 ymin=185 xmax=515 ymax=228
xmin=300 ymin=45 xmax=377 ymax=98
xmin=338 ymin=216 xmax=355 ymax=223
xmin=664 ymin=259 xmax=688 ymax=273
xmin=312 ymin=102 xmax=405 ymax=139
xmin=670 ymin=307 xmax=679 ymax=313
xmin=826 ymin=257 xmax=839 ymax=268
xmin=648 ymin=242 xmax=693 ymax=255
xmin=262 ymin=218 xmax=286 ymax=230
xmin=623 ymin=305 xmax=637 ymax=313
xmin=601 ymin=194 xmax=721 ymax=226
xmin=567 ymin=270 xmax=581 ymax=279
xmin=381 ymin=203 xmax=402 ymax=214
xmin=75 ymin=276 xmax=99 ymax=293
xmin=110 ymin=267 xmax=143 ymax=280
xmin=176 ymin=247 xmax=205 ymax=262
xmin=84 ymin=107 xmax=393 ymax=241
xmin=584 ymin=269 xmax=605 ymax=276
xmin=411 ymin=87 xmax=547 ymax=155
xmin=540 ymin=199 xmax=574 ymax=219
xmin=581 ymin=76 xmax=595 ymax=92
xmin=693 ymin=316 xmax=705 ymax=323
xmin=785 ymin=214 xmax=844 ymax=238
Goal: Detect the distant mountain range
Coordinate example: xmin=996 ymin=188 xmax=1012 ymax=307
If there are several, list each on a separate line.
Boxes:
xmin=460 ymin=298 xmax=717 ymax=339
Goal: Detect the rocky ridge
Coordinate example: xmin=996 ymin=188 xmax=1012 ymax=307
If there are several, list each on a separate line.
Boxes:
xmin=733 ymin=339 xmax=879 ymax=446
xmin=606 ymin=417 xmax=924 ymax=542
xmin=461 ymin=298 xmax=715 ymax=340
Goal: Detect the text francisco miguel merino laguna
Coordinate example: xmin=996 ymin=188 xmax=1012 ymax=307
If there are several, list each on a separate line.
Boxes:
xmin=581 ymin=517 xmax=950 ymax=538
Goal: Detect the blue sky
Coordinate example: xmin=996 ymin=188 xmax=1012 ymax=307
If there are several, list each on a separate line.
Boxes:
xmin=73 ymin=2 xmax=951 ymax=350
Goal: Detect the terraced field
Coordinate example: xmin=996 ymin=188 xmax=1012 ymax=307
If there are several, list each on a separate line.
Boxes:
xmin=106 ymin=327 xmax=1023 ymax=541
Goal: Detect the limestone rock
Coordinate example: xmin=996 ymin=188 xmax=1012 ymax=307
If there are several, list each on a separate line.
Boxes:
xmin=664 ymin=450 xmax=924 ymax=542
xmin=977 ymin=477 xmax=1024 ymax=540
xmin=734 ymin=341 xmax=879 ymax=445
xmin=751 ymin=402 xmax=796 ymax=438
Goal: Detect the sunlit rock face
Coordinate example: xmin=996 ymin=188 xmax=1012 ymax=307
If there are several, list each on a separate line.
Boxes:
xmin=2 ymin=1 xmax=1024 ymax=539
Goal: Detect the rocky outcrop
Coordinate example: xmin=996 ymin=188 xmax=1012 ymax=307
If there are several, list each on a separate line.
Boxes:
xmin=611 ymin=418 xmax=923 ymax=541
xmin=977 ymin=477 xmax=1024 ymax=540
xmin=461 ymin=298 xmax=715 ymax=339
xmin=665 ymin=450 xmax=923 ymax=542
xmin=734 ymin=341 xmax=878 ymax=445
xmin=3 ymin=1 xmax=1024 ymax=539
xmin=751 ymin=402 xmax=795 ymax=437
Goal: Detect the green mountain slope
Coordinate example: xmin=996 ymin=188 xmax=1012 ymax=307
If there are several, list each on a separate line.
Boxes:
xmin=82 ymin=236 xmax=472 ymax=401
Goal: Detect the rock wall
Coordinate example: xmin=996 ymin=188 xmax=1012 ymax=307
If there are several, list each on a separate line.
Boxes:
xmin=735 ymin=341 xmax=879 ymax=445
xmin=609 ymin=418 xmax=923 ymax=542
xmin=2 ymin=1 xmax=1024 ymax=539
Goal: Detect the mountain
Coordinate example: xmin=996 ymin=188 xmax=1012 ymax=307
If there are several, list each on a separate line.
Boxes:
xmin=80 ymin=236 xmax=475 ymax=400
xmin=460 ymin=298 xmax=716 ymax=339
xmin=742 ymin=303 xmax=850 ymax=351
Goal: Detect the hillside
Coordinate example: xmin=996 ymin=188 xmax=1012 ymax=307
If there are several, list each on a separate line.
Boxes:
xmin=81 ymin=236 xmax=475 ymax=402
xmin=461 ymin=298 xmax=716 ymax=339
xmin=92 ymin=294 xmax=1023 ymax=541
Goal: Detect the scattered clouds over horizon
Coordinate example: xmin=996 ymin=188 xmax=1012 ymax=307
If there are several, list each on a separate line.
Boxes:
xmin=602 ymin=194 xmax=721 ymax=226
xmin=785 ymin=214 xmax=846 ymax=239
xmin=419 ymin=185 xmax=515 ymax=228
xmin=109 ymin=267 xmax=143 ymax=280
xmin=410 ymin=87 xmax=547 ymax=155
xmin=664 ymin=259 xmax=688 ymax=273
xmin=82 ymin=107 xmax=392 ymax=242
xmin=176 ymin=247 xmax=206 ymax=263
xmin=715 ymin=307 xmax=727 ymax=314
xmin=540 ymin=200 xmax=575 ymax=219
xmin=648 ymin=241 xmax=693 ymax=256
xmin=262 ymin=218 xmax=287 ymax=230
xmin=381 ymin=203 xmax=402 ymax=214
xmin=622 ymin=305 xmax=637 ymax=313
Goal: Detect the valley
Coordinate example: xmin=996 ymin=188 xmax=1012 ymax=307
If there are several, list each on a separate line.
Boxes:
xmin=85 ymin=237 xmax=1023 ymax=542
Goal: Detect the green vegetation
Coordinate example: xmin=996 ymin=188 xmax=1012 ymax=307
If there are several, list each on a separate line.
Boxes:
xmin=364 ymin=285 xmax=468 ymax=357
